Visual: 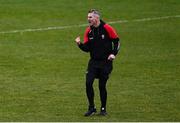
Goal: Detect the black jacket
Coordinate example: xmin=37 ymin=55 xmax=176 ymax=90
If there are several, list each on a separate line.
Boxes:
xmin=79 ymin=20 xmax=120 ymax=61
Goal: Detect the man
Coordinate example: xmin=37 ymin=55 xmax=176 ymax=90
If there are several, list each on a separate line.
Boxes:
xmin=75 ymin=9 xmax=120 ymax=116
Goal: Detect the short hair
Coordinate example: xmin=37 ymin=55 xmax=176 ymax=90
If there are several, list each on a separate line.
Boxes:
xmin=88 ymin=9 xmax=100 ymax=17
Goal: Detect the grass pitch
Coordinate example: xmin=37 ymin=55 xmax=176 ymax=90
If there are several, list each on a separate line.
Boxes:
xmin=0 ymin=0 xmax=180 ymax=121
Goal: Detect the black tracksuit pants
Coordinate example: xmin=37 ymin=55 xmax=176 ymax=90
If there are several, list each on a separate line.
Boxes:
xmin=86 ymin=59 xmax=113 ymax=109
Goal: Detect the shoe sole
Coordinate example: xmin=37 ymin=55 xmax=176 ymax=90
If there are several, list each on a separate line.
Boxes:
xmin=84 ymin=111 xmax=97 ymax=117
xmin=98 ymin=112 xmax=107 ymax=116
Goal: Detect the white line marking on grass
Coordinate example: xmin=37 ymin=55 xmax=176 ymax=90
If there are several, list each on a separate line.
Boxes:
xmin=0 ymin=15 xmax=179 ymax=34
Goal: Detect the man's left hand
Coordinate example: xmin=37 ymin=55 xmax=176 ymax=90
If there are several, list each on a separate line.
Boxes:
xmin=108 ymin=54 xmax=115 ymax=61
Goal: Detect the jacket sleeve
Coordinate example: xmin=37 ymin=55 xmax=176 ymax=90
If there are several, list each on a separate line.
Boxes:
xmin=78 ymin=42 xmax=90 ymax=52
xmin=78 ymin=27 xmax=91 ymax=52
xmin=104 ymin=24 xmax=120 ymax=55
xmin=112 ymin=38 xmax=120 ymax=55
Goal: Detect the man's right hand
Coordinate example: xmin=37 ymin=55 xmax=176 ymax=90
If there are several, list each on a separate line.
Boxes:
xmin=75 ymin=36 xmax=81 ymax=45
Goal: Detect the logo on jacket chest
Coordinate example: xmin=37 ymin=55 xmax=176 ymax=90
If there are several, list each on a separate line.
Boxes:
xmin=101 ymin=34 xmax=105 ymax=39
xmin=89 ymin=34 xmax=105 ymax=40
xmin=89 ymin=37 xmax=94 ymax=40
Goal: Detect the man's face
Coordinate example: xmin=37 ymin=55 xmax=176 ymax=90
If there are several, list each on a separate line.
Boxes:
xmin=87 ymin=13 xmax=98 ymax=26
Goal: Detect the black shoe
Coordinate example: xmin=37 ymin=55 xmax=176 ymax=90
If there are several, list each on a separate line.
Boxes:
xmin=84 ymin=107 xmax=97 ymax=116
xmin=98 ymin=107 xmax=107 ymax=116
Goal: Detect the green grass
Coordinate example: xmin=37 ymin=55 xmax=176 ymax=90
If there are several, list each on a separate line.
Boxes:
xmin=0 ymin=0 xmax=180 ymax=121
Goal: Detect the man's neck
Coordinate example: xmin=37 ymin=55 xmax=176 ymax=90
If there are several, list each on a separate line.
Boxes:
xmin=94 ymin=20 xmax=101 ymax=28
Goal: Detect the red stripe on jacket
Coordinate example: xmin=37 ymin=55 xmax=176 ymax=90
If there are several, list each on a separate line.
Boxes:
xmin=104 ymin=24 xmax=119 ymax=39
xmin=83 ymin=27 xmax=91 ymax=44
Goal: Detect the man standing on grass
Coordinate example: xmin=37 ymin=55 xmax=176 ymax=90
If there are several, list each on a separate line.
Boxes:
xmin=75 ymin=9 xmax=120 ymax=116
